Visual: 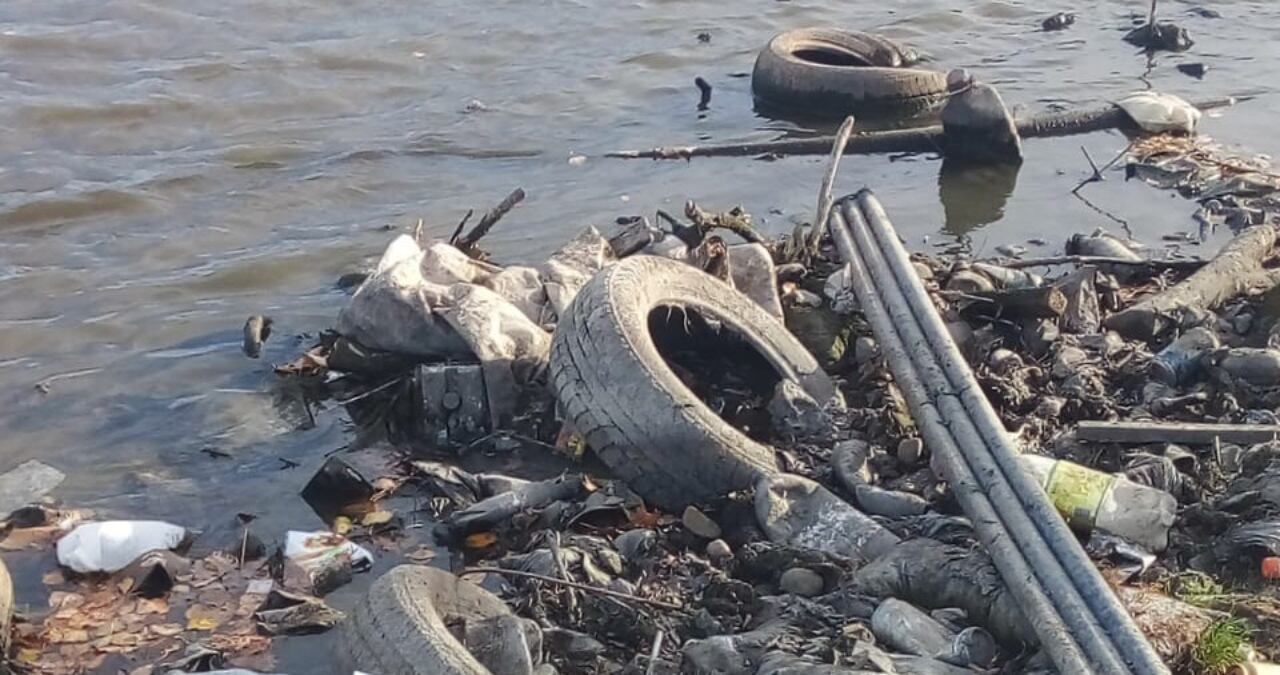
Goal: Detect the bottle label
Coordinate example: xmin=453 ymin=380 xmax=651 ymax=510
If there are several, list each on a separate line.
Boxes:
xmin=1043 ymin=461 xmax=1116 ymax=528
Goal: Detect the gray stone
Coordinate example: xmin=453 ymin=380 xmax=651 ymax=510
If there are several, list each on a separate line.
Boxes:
xmin=941 ymin=79 xmax=1022 ymax=164
xmin=897 ymin=438 xmax=925 ymax=465
xmin=768 ymin=380 xmax=834 ymax=441
xmin=853 ymin=337 xmax=879 ymax=365
xmin=854 ymin=485 xmax=929 ymax=518
xmin=0 ymin=460 xmax=65 ymax=515
xmin=706 ymin=538 xmax=733 ymax=561
xmin=682 ymin=506 xmax=722 ymax=539
xmin=463 ymin=614 xmax=541 ymax=675
xmin=682 ymin=624 xmax=784 ymax=675
xmin=871 ymin=598 xmax=955 ymax=658
xmin=613 ymin=528 xmax=656 ymax=561
xmin=779 ymin=568 xmax=824 ymax=597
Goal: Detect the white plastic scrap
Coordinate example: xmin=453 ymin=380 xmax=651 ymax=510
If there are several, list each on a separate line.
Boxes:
xmin=1116 ymin=91 xmax=1201 ymax=134
xmin=56 ymin=521 xmax=186 ymax=573
xmin=284 ymin=530 xmax=373 ymax=573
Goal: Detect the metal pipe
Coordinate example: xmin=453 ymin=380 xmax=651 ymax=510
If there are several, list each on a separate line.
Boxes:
xmin=854 ymin=191 xmax=1169 ymax=675
xmin=837 ymin=205 xmax=1129 ymax=674
xmin=829 ymin=210 xmax=1094 ymax=672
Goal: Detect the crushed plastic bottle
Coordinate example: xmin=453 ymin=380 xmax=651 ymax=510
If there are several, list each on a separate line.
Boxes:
xmin=1020 ymin=455 xmax=1176 ymax=552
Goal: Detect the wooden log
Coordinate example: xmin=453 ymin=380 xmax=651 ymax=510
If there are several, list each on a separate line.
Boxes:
xmin=1105 ymin=225 xmax=1280 ymax=340
xmin=1076 ymin=420 xmax=1280 ymax=445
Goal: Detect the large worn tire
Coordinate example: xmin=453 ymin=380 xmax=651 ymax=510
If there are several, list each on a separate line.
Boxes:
xmin=338 ymin=566 xmax=509 ymax=675
xmin=550 ymin=256 xmax=836 ymax=509
xmin=752 ymin=28 xmax=951 ymax=118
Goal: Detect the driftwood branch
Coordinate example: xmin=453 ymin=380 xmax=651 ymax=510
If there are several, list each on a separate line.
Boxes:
xmin=457 ymin=188 xmax=526 ymax=253
xmin=1105 ymin=225 xmax=1278 ymax=340
xmin=999 ymin=255 xmax=1203 ymax=270
xmin=805 ymin=116 xmax=857 ymax=256
xmin=608 ymin=97 xmax=1240 ymax=161
xmin=460 ymin=566 xmax=684 ymax=611
xmin=684 ymin=201 xmax=766 ymax=244
xmin=1077 ymin=420 xmax=1280 ymax=445
xmin=448 ymin=209 xmax=474 ymax=246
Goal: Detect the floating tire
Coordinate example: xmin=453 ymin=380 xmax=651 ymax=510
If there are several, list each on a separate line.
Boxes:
xmin=752 ymin=28 xmax=951 ymax=118
xmin=550 ymin=255 xmax=838 ymax=509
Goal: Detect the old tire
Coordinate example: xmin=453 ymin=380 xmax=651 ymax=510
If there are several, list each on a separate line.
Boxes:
xmin=338 ymin=566 xmax=508 ymax=675
xmin=752 ymin=28 xmax=951 ymax=118
xmin=550 ymin=256 xmax=837 ymax=509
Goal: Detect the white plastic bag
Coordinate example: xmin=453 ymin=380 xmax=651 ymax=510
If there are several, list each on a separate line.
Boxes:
xmin=56 ymin=521 xmax=186 ymax=573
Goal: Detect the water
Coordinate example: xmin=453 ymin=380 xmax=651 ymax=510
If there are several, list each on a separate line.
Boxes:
xmin=0 ymin=0 xmax=1276 ymax=669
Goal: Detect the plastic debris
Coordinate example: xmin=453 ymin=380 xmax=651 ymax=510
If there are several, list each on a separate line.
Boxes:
xmin=56 ymin=520 xmax=186 ymax=574
xmin=1116 ymin=91 xmax=1201 ymax=134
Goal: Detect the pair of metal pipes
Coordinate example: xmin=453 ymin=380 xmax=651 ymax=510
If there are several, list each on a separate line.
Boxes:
xmin=829 ymin=190 xmax=1167 ymax=675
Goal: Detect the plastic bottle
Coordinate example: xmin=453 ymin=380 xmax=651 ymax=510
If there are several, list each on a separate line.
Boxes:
xmin=1019 ymin=455 xmax=1176 ymax=552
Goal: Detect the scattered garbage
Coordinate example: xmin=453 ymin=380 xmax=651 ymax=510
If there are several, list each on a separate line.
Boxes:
xmin=13 ymin=28 xmax=1280 ymax=672
xmin=56 ymin=520 xmax=187 ymax=574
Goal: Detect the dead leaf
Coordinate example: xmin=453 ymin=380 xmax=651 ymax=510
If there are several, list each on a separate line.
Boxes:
xmin=45 ymin=627 xmax=91 ymax=644
xmin=185 ymin=604 xmax=228 ymax=632
xmin=137 ymin=597 xmax=169 ymax=615
xmin=42 ymin=569 xmax=66 ymax=586
xmin=332 ymin=515 xmax=353 ymax=535
xmin=149 ymin=623 xmax=183 ymax=638
xmin=16 ymin=647 xmax=41 ymax=664
xmin=48 ymin=591 xmax=85 ymax=610
xmin=405 ymin=547 xmax=436 ymax=563
xmin=361 ymin=510 xmax=393 ymax=527
xmin=464 ymin=532 xmax=498 ymax=549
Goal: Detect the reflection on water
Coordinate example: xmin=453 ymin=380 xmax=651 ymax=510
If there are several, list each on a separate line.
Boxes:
xmin=937 ymin=160 xmax=1021 ymax=236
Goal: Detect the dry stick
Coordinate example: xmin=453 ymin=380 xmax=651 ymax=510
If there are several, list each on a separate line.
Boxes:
xmin=803 ymin=116 xmax=857 ymax=256
xmin=457 ymin=188 xmax=526 ymax=251
xmin=1072 ymin=141 xmax=1135 ymax=194
xmin=459 ymin=567 xmax=684 ymax=611
xmin=1000 ymin=255 xmax=1204 ymax=270
xmin=448 ymin=209 xmax=474 ymax=245
xmin=549 ymin=531 xmax=577 ymax=614
xmin=645 ymin=630 xmax=665 ymax=675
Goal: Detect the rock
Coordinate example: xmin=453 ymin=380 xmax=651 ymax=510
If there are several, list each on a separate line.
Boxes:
xmin=613 ymin=529 xmax=657 ymax=561
xmin=941 ymin=79 xmax=1022 ymax=164
xmin=779 ymin=568 xmax=824 ymax=597
xmin=1041 ymin=12 xmax=1075 ymax=30
xmin=682 ymin=506 xmax=722 ymax=539
xmin=682 ymin=624 xmax=784 ymax=675
xmin=1124 ymin=22 xmax=1193 ymax=52
xmin=706 ymin=539 xmax=733 ymax=561
xmin=853 ymin=336 xmax=879 ymax=365
xmin=0 ymin=460 xmax=65 ymax=516
xmin=768 ymin=380 xmax=835 ymax=441
xmin=897 ymin=438 xmax=925 ymax=465
xmin=464 ymin=614 xmax=541 ymax=675
xmin=1177 ymin=62 xmax=1208 ymax=79
xmin=755 ymin=474 xmax=901 ymax=563
xmin=853 ymin=485 xmax=929 ymax=518
xmin=544 ymin=627 xmax=606 ymax=667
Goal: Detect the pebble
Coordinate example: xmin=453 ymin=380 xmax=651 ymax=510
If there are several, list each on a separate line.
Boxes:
xmin=897 ymin=438 xmax=924 ymax=466
xmin=853 ymin=336 xmax=879 ymax=365
xmin=1233 ymin=312 xmax=1253 ymax=336
xmin=706 ymin=539 xmax=732 ymax=561
xmin=682 ymin=506 xmax=722 ymax=539
xmin=779 ymin=568 xmax=824 ymax=597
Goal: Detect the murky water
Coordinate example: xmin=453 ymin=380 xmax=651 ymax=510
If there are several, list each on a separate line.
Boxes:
xmin=0 ymin=0 xmax=1276 ymax=669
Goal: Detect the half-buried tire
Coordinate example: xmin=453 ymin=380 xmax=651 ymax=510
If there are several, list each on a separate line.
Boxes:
xmin=550 ymin=255 xmax=838 ymax=510
xmin=339 ymin=566 xmax=516 ymax=675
